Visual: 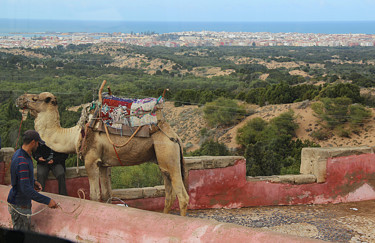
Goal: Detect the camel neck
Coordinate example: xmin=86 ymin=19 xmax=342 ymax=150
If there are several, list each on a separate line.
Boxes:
xmin=34 ymin=109 xmax=80 ymax=154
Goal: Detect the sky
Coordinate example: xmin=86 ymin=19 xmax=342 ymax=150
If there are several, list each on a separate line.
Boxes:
xmin=1 ymin=0 xmax=375 ymax=22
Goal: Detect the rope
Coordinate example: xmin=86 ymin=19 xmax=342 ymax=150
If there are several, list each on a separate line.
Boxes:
xmin=15 ymin=108 xmax=26 ymax=149
xmin=103 ymin=122 xmax=142 ymax=148
xmin=113 ymin=145 xmax=124 ymax=166
xmin=8 ymin=202 xmax=50 ymax=219
xmin=8 ymin=188 xmax=86 ymax=219
xmin=106 ymin=197 xmax=129 ymax=207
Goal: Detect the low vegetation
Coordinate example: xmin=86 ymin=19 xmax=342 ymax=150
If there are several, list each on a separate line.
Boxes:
xmin=1 ymin=45 xmax=375 ymax=186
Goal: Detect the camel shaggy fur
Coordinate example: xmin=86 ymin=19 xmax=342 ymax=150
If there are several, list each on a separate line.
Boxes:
xmin=16 ymin=92 xmax=189 ymax=216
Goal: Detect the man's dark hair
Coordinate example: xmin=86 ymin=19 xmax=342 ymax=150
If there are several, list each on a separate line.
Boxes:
xmin=23 ymin=137 xmax=34 ymax=145
xmin=22 ymin=130 xmax=43 ymax=145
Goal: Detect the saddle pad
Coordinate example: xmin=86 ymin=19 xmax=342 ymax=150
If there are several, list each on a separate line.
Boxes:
xmin=96 ymin=120 xmax=151 ymax=138
xmin=101 ymin=96 xmax=163 ymax=127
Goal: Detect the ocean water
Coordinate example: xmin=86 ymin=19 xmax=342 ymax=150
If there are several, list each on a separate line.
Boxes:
xmin=0 ymin=18 xmax=375 ymax=34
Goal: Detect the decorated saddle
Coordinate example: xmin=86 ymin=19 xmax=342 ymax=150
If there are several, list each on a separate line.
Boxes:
xmin=91 ymin=95 xmax=163 ymax=137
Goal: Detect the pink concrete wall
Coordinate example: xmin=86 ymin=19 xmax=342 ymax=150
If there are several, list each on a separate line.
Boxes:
xmin=4 ymin=154 xmax=375 ymax=212
xmin=120 ymin=154 xmax=375 ymax=211
xmin=0 ymin=185 xmax=321 ymax=243
xmin=188 ymin=154 xmax=375 ymax=209
xmin=0 ymin=162 xmax=5 ymax=185
xmin=44 ymin=177 xmax=90 ymax=199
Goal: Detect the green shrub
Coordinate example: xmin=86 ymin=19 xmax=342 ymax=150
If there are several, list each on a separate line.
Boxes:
xmin=310 ymin=128 xmax=330 ymax=140
xmin=349 ymin=103 xmax=372 ymax=126
xmin=335 ymin=125 xmax=351 ymax=138
xmin=312 ymin=97 xmax=372 ymax=136
xmin=236 ymin=111 xmax=318 ymax=176
xmin=111 ymin=163 xmax=163 ymax=189
xmin=187 ymin=139 xmax=230 ymax=156
xmin=203 ymin=97 xmax=245 ymax=127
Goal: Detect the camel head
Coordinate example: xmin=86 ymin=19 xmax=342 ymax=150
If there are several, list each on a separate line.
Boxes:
xmin=17 ymin=92 xmax=58 ymax=117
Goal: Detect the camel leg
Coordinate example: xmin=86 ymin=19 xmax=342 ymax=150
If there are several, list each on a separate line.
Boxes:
xmin=84 ymin=153 xmax=101 ymax=201
xmin=169 ymin=172 xmax=189 ymax=216
xmin=161 ymin=171 xmax=176 ymax=214
xmin=99 ymin=166 xmax=112 ymax=202
xmin=154 ymin=135 xmax=189 ymax=216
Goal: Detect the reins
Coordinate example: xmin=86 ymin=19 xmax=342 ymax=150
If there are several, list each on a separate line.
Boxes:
xmin=8 ymin=188 xmax=86 ymax=219
xmin=15 ymin=108 xmax=26 ymax=149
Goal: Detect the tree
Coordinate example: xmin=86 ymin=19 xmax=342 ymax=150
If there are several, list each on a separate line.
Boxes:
xmin=319 ymin=83 xmax=362 ymax=103
xmin=188 ymin=140 xmax=230 ymax=156
xmin=236 ymin=111 xmax=317 ymax=176
xmin=203 ymin=98 xmax=245 ymax=127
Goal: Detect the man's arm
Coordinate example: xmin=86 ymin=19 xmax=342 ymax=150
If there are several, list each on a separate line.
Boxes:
xmin=17 ymin=161 xmax=51 ymax=205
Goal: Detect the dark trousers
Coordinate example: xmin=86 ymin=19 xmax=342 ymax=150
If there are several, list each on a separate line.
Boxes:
xmin=8 ymin=205 xmax=31 ymax=231
xmin=37 ymin=163 xmax=67 ymax=196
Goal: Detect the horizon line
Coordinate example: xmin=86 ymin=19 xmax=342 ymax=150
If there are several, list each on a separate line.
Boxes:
xmin=1 ymin=18 xmax=375 ymax=23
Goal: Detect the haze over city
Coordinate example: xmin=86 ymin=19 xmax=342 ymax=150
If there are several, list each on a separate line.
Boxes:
xmin=2 ymin=0 xmax=375 ymax=22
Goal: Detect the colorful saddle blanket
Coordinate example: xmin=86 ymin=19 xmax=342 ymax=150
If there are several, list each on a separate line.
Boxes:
xmin=101 ymin=95 xmax=163 ymax=128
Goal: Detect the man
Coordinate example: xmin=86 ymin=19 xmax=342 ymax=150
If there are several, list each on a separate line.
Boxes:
xmin=33 ymin=143 xmax=68 ymax=195
xmin=7 ymin=130 xmax=58 ymax=231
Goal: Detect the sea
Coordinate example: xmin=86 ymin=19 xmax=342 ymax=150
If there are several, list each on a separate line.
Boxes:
xmin=0 ymin=18 xmax=375 ymax=35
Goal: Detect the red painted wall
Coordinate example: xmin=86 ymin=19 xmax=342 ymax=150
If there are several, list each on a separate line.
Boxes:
xmin=187 ymin=154 xmax=375 ymax=209
xmin=7 ymin=154 xmax=375 ymax=211
xmin=44 ymin=177 xmax=90 ymax=199
xmin=0 ymin=162 xmax=5 ymax=185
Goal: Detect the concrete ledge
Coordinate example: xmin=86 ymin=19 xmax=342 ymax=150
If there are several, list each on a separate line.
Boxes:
xmin=184 ymin=156 xmax=244 ymax=170
xmin=0 ymin=148 xmax=14 ymax=185
xmin=247 ymin=174 xmax=316 ymax=184
xmin=301 ymin=147 xmax=373 ymax=183
xmin=113 ymin=185 xmax=166 ymax=200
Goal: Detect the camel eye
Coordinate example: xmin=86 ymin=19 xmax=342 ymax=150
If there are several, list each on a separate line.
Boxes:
xmin=45 ymin=97 xmax=51 ymax=103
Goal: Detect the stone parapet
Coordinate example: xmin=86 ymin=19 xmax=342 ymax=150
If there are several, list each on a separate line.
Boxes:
xmin=247 ymin=174 xmax=317 ymax=184
xmin=112 ymin=185 xmax=166 ymax=200
xmin=0 ymin=147 xmax=15 ymax=185
xmin=300 ymin=147 xmax=373 ymax=183
xmin=184 ymin=156 xmax=244 ymax=170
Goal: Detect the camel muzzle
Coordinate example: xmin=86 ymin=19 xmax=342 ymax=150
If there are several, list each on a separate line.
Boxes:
xmin=15 ymin=97 xmax=26 ymax=108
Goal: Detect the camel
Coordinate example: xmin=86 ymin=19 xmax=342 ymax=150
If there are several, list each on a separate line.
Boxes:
xmin=16 ymin=91 xmax=189 ymax=216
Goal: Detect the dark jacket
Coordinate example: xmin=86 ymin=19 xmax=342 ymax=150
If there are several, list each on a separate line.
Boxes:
xmin=7 ymin=148 xmax=51 ymax=206
xmin=33 ymin=144 xmax=68 ymax=169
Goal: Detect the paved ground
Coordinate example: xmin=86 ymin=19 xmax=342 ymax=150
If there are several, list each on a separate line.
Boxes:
xmin=183 ymin=200 xmax=375 ymax=242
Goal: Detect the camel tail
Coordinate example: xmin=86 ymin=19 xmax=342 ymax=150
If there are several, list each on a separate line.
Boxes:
xmin=178 ymin=139 xmax=189 ymax=192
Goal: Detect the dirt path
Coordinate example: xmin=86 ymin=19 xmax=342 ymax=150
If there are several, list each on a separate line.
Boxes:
xmin=184 ymin=200 xmax=375 ymax=242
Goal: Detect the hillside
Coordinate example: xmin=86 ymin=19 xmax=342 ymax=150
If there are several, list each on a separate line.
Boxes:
xmin=163 ymin=100 xmax=375 ymax=152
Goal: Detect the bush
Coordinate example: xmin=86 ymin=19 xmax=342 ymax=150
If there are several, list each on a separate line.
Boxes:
xmin=310 ymin=129 xmax=330 ymax=140
xmin=319 ymin=83 xmax=362 ymax=103
xmin=203 ymin=97 xmax=245 ymax=127
xmin=312 ymin=97 xmax=352 ymax=129
xmin=236 ymin=111 xmax=318 ymax=176
xmin=312 ymin=97 xmax=372 ymax=136
xmin=349 ymin=103 xmax=372 ymax=126
xmin=111 ymin=163 xmax=163 ymax=189
xmin=187 ymin=139 xmax=230 ymax=156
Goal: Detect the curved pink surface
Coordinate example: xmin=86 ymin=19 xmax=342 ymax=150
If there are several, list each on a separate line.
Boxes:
xmin=0 ymin=185 xmax=321 ymax=242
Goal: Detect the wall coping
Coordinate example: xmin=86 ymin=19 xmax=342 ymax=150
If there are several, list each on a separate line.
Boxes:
xmin=247 ymin=174 xmax=316 ymax=184
xmin=300 ymin=146 xmax=373 ymax=183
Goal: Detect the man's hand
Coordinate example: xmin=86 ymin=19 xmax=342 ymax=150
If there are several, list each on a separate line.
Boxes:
xmin=34 ymin=181 xmax=42 ymax=192
xmin=38 ymin=157 xmax=46 ymax=162
xmin=48 ymin=199 xmax=58 ymax=209
xmin=48 ymin=159 xmax=54 ymax=165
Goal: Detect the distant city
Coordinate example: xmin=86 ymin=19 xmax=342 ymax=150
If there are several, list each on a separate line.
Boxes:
xmin=1 ymin=31 xmax=375 ymax=48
